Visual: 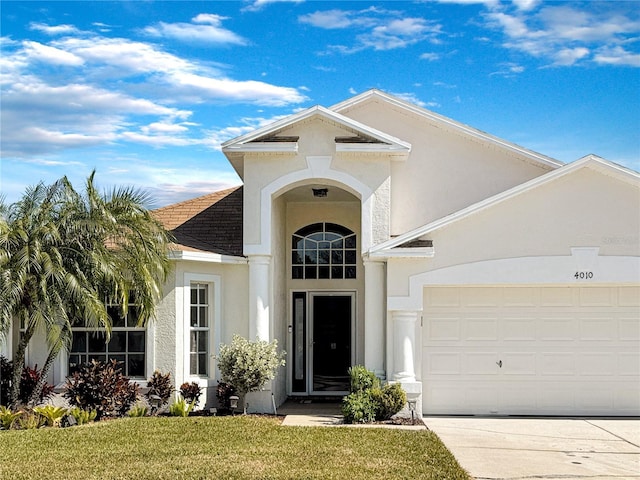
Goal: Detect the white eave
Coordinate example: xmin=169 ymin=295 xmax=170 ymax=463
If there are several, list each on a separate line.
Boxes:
xmin=222 ymin=104 xmax=411 ymax=177
xmin=169 ymin=250 xmax=248 ymax=265
xmin=367 ymin=247 xmax=435 ymax=259
xmin=223 ymin=142 xmax=298 ymax=155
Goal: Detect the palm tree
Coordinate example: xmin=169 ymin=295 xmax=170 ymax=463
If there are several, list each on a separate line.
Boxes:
xmin=0 ymin=173 xmax=172 ymax=406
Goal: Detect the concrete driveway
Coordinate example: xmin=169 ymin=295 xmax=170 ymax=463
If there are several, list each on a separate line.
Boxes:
xmin=424 ymin=417 xmax=640 ymax=480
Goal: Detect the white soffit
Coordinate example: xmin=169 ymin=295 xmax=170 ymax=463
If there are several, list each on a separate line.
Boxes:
xmin=371 ymin=154 xmax=640 ymax=254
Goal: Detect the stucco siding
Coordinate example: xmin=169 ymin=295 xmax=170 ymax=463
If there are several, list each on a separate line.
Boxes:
xmin=338 ymin=99 xmax=555 ymax=237
xmin=387 ymin=168 xmax=639 ymax=297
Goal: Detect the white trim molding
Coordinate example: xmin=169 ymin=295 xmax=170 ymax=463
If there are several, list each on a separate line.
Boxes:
xmin=182 ymin=273 xmax=222 ymax=384
xmin=244 ymin=155 xmax=375 ymax=256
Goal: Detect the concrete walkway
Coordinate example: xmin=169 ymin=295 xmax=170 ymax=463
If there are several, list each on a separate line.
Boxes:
xmin=424 ymin=417 xmax=640 ymax=480
xmin=278 ymin=400 xmax=426 ymax=430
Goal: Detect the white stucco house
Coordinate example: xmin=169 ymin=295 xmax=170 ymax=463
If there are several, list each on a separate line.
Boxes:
xmin=4 ymin=90 xmax=639 ymax=416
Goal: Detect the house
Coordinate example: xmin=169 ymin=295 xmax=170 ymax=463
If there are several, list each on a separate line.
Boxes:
xmin=5 ymin=90 xmax=639 ymax=416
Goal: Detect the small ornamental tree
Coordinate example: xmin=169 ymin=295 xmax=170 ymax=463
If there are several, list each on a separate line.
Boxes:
xmin=216 ymin=335 xmax=285 ymax=414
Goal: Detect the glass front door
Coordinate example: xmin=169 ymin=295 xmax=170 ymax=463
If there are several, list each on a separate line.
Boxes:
xmin=291 ymin=292 xmax=354 ymax=395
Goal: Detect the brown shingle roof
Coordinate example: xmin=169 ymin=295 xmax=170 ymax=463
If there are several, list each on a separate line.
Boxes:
xmin=153 ymin=186 xmax=244 ymax=257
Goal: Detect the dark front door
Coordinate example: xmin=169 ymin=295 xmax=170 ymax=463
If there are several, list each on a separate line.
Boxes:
xmin=310 ymin=294 xmax=352 ymax=393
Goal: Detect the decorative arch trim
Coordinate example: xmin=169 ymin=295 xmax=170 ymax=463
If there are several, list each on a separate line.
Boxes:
xmin=244 ymin=156 xmax=374 ymax=255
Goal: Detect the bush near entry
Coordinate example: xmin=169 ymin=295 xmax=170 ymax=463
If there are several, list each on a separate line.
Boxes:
xmin=342 ymin=365 xmax=407 ymax=424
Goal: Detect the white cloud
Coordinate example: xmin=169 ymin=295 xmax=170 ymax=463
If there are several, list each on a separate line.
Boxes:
xmin=420 ymin=52 xmax=440 ymax=61
xmin=299 ymin=10 xmax=355 ymax=29
xmin=242 ymin=0 xmax=304 ymax=13
xmin=485 ymin=4 xmax=640 ymax=68
xmin=143 ymin=14 xmax=247 ymax=45
xmin=22 ymin=41 xmax=84 ymax=66
xmin=512 ymin=0 xmax=540 ymax=11
xmin=552 ymin=47 xmax=590 ymax=66
xmin=391 ymin=92 xmax=428 ymax=108
xmin=300 ymin=8 xmax=443 ymax=53
xmin=489 ymin=62 xmax=526 ymax=77
xmin=168 ymin=72 xmax=307 ymax=106
xmin=594 ymin=46 xmax=640 ymax=67
xmin=29 ymin=23 xmax=80 ymax=35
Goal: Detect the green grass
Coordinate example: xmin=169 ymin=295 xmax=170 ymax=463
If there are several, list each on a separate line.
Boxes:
xmin=0 ymin=416 xmax=470 ymax=479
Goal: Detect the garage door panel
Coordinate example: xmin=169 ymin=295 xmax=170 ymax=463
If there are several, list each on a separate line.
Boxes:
xmin=539 ymin=316 xmax=577 ymax=340
xmin=580 ymin=316 xmax=615 ymax=340
xmin=426 ymin=352 xmax=461 ymax=375
xmin=465 ymin=316 xmax=498 ymax=340
xmin=579 ymin=353 xmax=616 ymax=375
xmin=619 ymin=317 xmax=640 ymax=341
xmin=618 ymin=286 xmax=640 ymax=306
xmin=502 ymin=317 xmax=537 ymax=340
xmin=540 ymin=287 xmax=574 ymax=306
xmin=461 ymin=287 xmax=499 ymax=307
xmin=423 ymin=286 xmax=640 ymax=416
xmin=618 ymin=353 xmax=640 ymax=376
xmin=579 ymin=287 xmax=614 ymax=306
xmin=540 ymin=352 xmax=575 ymax=375
xmin=427 ymin=314 xmax=460 ymax=341
xmin=501 ymin=353 xmax=536 ymax=375
xmin=465 ymin=352 xmax=498 ymax=375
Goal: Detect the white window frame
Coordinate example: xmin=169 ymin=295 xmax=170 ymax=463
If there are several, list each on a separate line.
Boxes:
xmin=183 ymin=273 xmax=221 ymax=381
xmin=67 ymin=304 xmax=148 ymax=379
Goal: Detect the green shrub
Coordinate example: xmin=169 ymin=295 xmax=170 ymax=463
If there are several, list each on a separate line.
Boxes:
xmin=342 ymin=366 xmax=407 ymax=424
xmin=0 ymin=357 xmax=54 ymax=406
xmin=63 ymin=359 xmax=139 ymax=420
xmin=215 ymin=382 xmax=236 ymax=410
xmin=169 ymin=396 xmax=195 ymax=417
xmin=18 ymin=409 xmax=45 ymax=429
xmin=216 ymin=335 xmax=285 ymax=413
xmin=0 ymin=356 xmax=12 ymax=406
xmin=348 ymin=365 xmax=379 ymax=393
xmin=0 ymin=406 xmax=22 ymax=430
xmin=128 ymin=403 xmax=149 ymax=417
xmin=180 ymin=382 xmax=203 ymax=406
xmin=33 ymin=405 xmax=67 ymax=427
xmin=68 ymin=407 xmax=97 ymax=425
xmin=342 ymin=391 xmax=377 ymax=424
xmin=145 ymin=370 xmax=173 ymax=408
xmin=371 ymin=383 xmax=407 ymax=420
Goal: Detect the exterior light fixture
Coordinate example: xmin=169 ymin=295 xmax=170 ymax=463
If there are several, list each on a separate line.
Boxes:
xmin=407 ymin=399 xmax=417 ymax=425
xmin=149 ymin=394 xmax=163 ymax=414
xmin=229 ymin=395 xmax=240 ymax=415
xmin=312 ymin=188 xmax=328 ymax=198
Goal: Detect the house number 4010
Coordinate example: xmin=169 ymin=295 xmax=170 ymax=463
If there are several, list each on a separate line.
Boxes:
xmin=574 ymin=271 xmax=594 ymax=279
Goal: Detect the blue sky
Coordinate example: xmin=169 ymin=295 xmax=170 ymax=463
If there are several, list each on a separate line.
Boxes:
xmin=2 ymin=0 xmax=639 ymax=207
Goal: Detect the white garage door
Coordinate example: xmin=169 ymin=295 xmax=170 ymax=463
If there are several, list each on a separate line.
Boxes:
xmin=422 ymin=286 xmax=640 ymax=416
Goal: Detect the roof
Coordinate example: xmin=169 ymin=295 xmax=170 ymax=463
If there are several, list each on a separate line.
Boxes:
xmin=153 ymin=186 xmax=244 ymax=257
xmin=370 ymin=154 xmax=640 ymax=255
xmin=332 ymin=89 xmax=564 ymax=171
xmin=221 ymin=104 xmax=411 ymax=178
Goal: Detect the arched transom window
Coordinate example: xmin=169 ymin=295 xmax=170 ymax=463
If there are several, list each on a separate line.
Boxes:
xmin=292 ymin=223 xmax=357 ymax=280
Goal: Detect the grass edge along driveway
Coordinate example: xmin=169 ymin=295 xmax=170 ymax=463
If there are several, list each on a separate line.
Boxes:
xmin=0 ymin=416 xmax=470 ymax=479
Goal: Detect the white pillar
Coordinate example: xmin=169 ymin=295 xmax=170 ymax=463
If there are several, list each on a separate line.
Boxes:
xmin=364 ymin=259 xmax=386 ymax=379
xmin=391 ymin=310 xmax=419 ymax=382
xmin=248 ymin=254 xmax=271 ymax=342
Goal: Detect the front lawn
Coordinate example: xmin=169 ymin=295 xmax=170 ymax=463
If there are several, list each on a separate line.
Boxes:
xmin=0 ymin=416 xmax=469 ymax=479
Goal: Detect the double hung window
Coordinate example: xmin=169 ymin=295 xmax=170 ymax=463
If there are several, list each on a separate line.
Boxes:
xmin=190 ymin=283 xmax=209 ymax=376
